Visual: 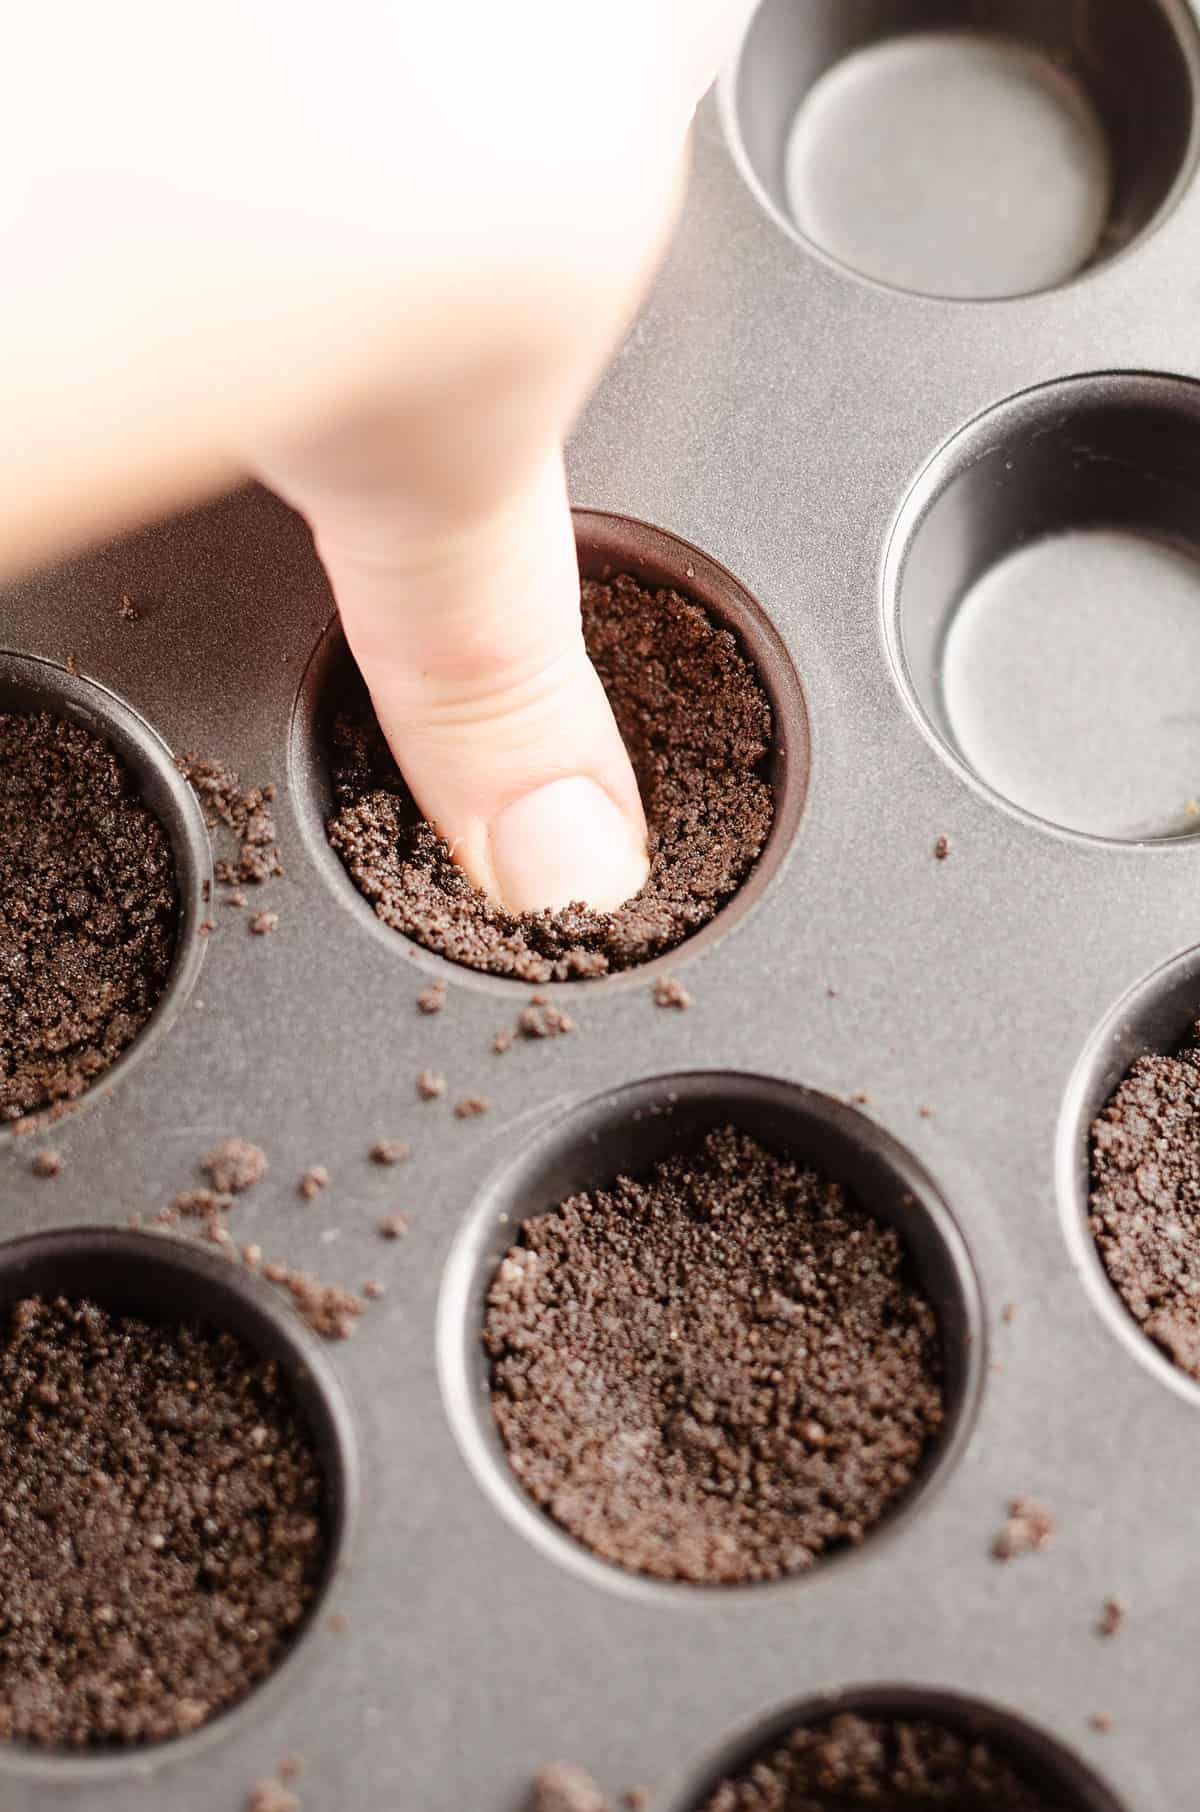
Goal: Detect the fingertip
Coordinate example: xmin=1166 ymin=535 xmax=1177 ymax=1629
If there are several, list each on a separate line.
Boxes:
xmin=487 ymin=776 xmax=649 ymax=914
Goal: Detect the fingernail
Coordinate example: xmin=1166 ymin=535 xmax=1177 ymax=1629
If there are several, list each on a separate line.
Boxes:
xmin=488 ymin=777 xmax=649 ymax=914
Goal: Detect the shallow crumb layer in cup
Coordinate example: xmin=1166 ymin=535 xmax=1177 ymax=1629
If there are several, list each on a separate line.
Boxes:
xmin=482 ymin=1125 xmax=945 ymax=1584
xmin=324 ymin=574 xmax=775 ymax=982
xmin=0 ymin=1294 xmax=326 ymax=1748
xmin=1089 ymin=1014 xmax=1200 ymax=1380
xmin=0 ymin=710 xmax=178 ymax=1124
xmin=690 ymin=1706 xmax=1101 ymax=1809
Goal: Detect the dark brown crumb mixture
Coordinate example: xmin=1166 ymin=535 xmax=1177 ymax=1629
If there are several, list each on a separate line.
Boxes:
xmin=176 ymin=754 xmax=283 ymax=890
xmin=991 ymin=1497 xmax=1056 ymax=1561
xmin=484 ymin=1127 xmax=945 ymax=1584
xmin=326 ymin=574 xmax=775 ymax=981
xmin=698 ymin=1713 xmax=1064 ymax=1809
xmin=530 ymin=1763 xmax=609 ymax=1812
xmin=0 ymin=1295 xmax=325 ymax=1748
xmin=0 ymin=711 xmax=178 ymax=1123
xmin=1089 ymin=1022 xmax=1200 ymax=1378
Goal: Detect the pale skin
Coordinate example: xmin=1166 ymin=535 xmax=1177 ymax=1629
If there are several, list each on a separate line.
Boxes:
xmin=2 ymin=1 xmax=751 ymax=913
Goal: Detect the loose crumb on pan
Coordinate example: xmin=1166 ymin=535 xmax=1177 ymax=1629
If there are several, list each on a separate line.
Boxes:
xmin=991 ymin=1497 xmax=1056 ymax=1561
xmin=30 ymin=1148 xmax=63 ymax=1179
xmin=454 ymin=1095 xmax=491 ymax=1119
xmin=1088 ymin=1714 xmax=1113 ymax=1734
xmin=246 ymin=1783 xmax=301 ymax=1812
xmin=118 ymin=592 xmax=139 ymax=622
xmin=370 ymin=1139 xmax=409 ymax=1165
xmin=696 ymin=1712 xmax=1059 ymax=1807
xmin=416 ymin=1070 xmax=446 ymax=1101
xmin=298 ymin=1166 xmax=329 ymax=1201
xmin=1098 ymin=1595 xmax=1125 ymax=1637
xmin=622 ymin=1789 xmax=652 ymax=1810
xmin=517 ymin=995 xmax=576 ymax=1039
xmin=493 ymin=1028 xmax=515 ymax=1054
xmin=529 ymin=1763 xmax=609 ymax=1812
xmin=652 ymin=975 xmax=691 ymax=1010
xmin=1002 ymin=1301 xmax=1017 ymax=1323
xmin=325 ymin=573 xmax=775 ymax=982
xmin=934 ymin=834 xmax=951 ymax=860
xmin=379 ymin=1214 xmax=412 ymax=1240
xmin=279 ymin=1754 xmax=305 ymax=1781
xmin=363 ymin=1279 xmax=386 ymax=1300
xmin=486 ymin=1126 xmax=944 ymax=1584
xmin=329 ymin=1610 xmax=350 ymax=1635
xmin=416 ymin=982 xmax=447 ymax=1014
xmin=249 ymin=909 xmax=279 ymax=936
xmin=201 ymin=1137 xmax=268 ymax=1195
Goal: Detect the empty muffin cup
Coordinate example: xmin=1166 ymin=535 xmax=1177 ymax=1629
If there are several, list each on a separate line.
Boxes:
xmin=725 ymin=0 xmax=1198 ymax=299
xmin=887 ymin=372 xmax=1200 ymax=840
xmin=438 ymin=1072 xmax=982 ymax=1599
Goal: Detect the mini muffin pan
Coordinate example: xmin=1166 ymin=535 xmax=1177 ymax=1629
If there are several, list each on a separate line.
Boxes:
xmin=3 ymin=0 xmax=1200 ymax=1802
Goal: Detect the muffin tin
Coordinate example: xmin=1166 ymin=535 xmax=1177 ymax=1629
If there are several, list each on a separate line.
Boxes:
xmin=3 ymin=0 xmax=1200 ymax=1804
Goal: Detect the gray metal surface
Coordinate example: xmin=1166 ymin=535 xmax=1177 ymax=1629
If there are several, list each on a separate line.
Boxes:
xmin=2 ymin=0 xmax=1200 ymax=1801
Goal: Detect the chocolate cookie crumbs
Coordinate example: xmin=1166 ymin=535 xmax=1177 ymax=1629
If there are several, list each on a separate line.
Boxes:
xmin=326 ymin=573 xmax=775 ymax=981
xmin=518 ymin=998 xmax=576 ymax=1039
xmin=417 ymin=982 xmax=446 ymax=1014
xmin=31 ymin=1148 xmax=63 ymax=1179
xmin=416 ymin=1069 xmax=446 ymax=1101
xmin=370 ymin=1139 xmax=409 ymax=1165
xmin=0 ymin=711 xmax=177 ymax=1122
xmin=118 ymin=592 xmax=139 ymax=622
xmin=298 ymin=1166 xmax=329 ymax=1201
xmin=935 ymin=835 xmax=951 ymax=860
xmin=1098 ymin=1596 xmax=1124 ymax=1637
xmin=0 ymin=1295 xmax=325 ymax=1747
xmin=697 ymin=1711 xmax=1060 ymax=1809
xmin=991 ymin=1497 xmax=1056 ymax=1561
xmin=379 ymin=1214 xmax=412 ymax=1240
xmin=1089 ymin=1021 xmax=1200 ymax=1378
xmin=249 ymin=909 xmax=279 ymax=936
xmin=201 ymin=1137 xmax=268 ymax=1195
xmin=177 ymin=754 xmax=284 ymax=899
xmin=653 ymin=975 xmax=691 ymax=1010
xmin=485 ymin=1126 xmax=945 ymax=1583
xmin=530 ymin=1763 xmax=609 ymax=1812
xmin=454 ymin=1095 xmax=490 ymax=1119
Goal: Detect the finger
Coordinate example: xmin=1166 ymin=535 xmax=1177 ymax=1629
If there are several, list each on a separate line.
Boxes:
xmin=304 ymin=449 xmax=649 ymax=914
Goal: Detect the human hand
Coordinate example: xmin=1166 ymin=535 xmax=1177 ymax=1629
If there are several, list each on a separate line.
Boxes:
xmin=1 ymin=1 xmax=750 ymax=909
